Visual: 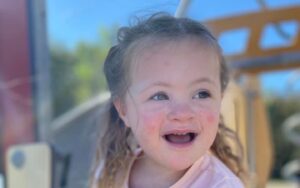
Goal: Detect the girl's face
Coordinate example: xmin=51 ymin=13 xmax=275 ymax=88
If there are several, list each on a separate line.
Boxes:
xmin=115 ymin=39 xmax=222 ymax=172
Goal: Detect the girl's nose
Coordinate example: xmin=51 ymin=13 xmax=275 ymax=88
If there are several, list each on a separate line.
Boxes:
xmin=167 ymin=103 xmax=195 ymax=122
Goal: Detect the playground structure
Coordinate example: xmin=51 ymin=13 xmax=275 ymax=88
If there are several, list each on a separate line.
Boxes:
xmin=0 ymin=0 xmax=300 ymax=187
xmin=205 ymin=5 xmax=300 ymax=188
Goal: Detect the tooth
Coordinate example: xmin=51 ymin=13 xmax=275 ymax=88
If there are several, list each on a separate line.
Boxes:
xmin=174 ymin=133 xmax=187 ymax=135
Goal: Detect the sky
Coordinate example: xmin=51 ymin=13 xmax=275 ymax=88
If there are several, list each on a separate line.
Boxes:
xmin=46 ymin=0 xmax=300 ymax=96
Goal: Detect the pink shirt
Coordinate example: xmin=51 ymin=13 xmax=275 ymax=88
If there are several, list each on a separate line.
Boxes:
xmin=123 ymin=152 xmax=244 ymax=188
xmin=93 ymin=151 xmax=244 ymax=188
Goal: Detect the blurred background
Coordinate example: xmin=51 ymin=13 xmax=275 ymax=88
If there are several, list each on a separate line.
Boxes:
xmin=0 ymin=0 xmax=299 ymax=188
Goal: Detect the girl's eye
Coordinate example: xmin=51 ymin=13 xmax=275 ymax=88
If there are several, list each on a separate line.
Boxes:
xmin=193 ymin=90 xmax=211 ymax=99
xmin=150 ymin=92 xmax=169 ymax=101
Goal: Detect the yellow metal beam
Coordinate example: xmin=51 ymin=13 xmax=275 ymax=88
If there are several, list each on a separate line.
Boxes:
xmin=204 ymin=6 xmax=300 ymax=73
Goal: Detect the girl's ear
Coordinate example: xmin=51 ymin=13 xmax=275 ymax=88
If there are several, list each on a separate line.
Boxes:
xmin=113 ymin=98 xmax=130 ymax=127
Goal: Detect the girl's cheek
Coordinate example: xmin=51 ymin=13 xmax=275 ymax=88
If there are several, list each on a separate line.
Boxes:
xmin=195 ymin=107 xmax=220 ymax=125
xmin=206 ymin=112 xmax=219 ymax=124
xmin=139 ymin=109 xmax=165 ymax=135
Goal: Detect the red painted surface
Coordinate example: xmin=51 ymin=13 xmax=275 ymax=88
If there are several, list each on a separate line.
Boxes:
xmin=0 ymin=0 xmax=36 ymax=173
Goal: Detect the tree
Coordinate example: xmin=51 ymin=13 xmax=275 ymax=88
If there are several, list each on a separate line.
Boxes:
xmin=49 ymin=26 xmax=117 ymax=117
xmin=265 ymin=95 xmax=300 ymax=178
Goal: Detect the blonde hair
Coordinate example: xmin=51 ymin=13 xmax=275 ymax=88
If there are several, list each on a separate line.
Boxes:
xmin=89 ymin=13 xmax=246 ymax=188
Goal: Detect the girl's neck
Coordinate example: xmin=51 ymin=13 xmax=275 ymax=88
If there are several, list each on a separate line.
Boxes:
xmin=129 ymin=155 xmax=187 ymax=188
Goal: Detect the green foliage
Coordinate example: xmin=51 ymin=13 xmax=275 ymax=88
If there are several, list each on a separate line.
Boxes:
xmin=265 ymin=95 xmax=300 ymax=178
xmin=50 ymin=27 xmax=116 ymax=117
xmin=50 ymin=44 xmax=78 ymax=117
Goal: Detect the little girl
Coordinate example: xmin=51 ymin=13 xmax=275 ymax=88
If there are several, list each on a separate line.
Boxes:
xmin=90 ymin=13 xmax=246 ymax=188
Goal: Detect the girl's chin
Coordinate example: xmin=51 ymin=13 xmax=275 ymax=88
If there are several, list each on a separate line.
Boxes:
xmin=161 ymin=152 xmax=206 ymax=171
xmin=161 ymin=159 xmax=196 ymax=172
xmin=142 ymin=147 xmax=205 ymax=173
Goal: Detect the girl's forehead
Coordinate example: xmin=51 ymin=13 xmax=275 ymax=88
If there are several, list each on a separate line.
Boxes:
xmin=135 ymin=36 xmax=216 ymax=55
xmin=135 ymin=36 xmax=214 ymax=52
xmin=126 ymin=38 xmax=221 ymax=86
xmin=129 ymin=38 xmax=219 ymax=69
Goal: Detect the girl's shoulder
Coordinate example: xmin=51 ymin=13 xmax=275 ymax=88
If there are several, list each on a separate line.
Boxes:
xmin=196 ymin=154 xmax=244 ymax=188
xmin=171 ymin=153 xmax=244 ymax=188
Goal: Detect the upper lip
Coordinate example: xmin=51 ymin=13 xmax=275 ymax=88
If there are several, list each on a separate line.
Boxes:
xmin=162 ymin=129 xmax=198 ymax=136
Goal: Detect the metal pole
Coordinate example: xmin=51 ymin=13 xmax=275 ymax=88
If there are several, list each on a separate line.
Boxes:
xmin=27 ymin=0 xmax=52 ymax=141
xmin=245 ymin=77 xmax=258 ymax=188
xmin=175 ymin=0 xmax=191 ymax=18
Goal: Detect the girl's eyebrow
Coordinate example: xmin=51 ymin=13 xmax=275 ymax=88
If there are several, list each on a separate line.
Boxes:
xmin=139 ymin=78 xmax=216 ymax=93
xmin=139 ymin=81 xmax=171 ymax=93
xmin=190 ymin=77 xmax=216 ymax=87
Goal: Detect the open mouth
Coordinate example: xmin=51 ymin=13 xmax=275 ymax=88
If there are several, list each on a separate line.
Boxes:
xmin=163 ymin=132 xmax=198 ymax=144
